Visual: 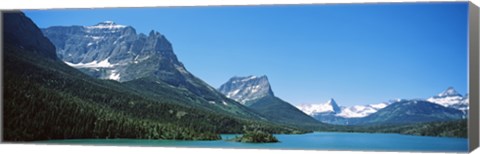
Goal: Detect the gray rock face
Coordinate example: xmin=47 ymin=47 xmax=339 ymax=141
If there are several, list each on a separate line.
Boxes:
xmin=42 ymin=21 xmax=237 ymax=107
xmin=4 ymin=12 xmax=57 ymax=60
xmin=42 ymin=21 xmax=183 ymax=82
xmin=218 ymin=75 xmax=274 ymax=104
xmin=326 ymin=98 xmax=341 ymax=114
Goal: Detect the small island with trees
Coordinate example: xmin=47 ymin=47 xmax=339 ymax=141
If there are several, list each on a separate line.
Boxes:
xmin=232 ymin=126 xmax=279 ymax=143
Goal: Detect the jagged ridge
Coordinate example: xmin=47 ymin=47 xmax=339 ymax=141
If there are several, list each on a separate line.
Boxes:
xmin=42 ymin=21 xmax=267 ymax=120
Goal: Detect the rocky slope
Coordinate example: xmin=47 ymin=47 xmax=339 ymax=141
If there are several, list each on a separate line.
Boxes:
xmin=42 ymin=22 xmax=263 ymax=119
xmin=218 ymin=75 xmax=274 ymax=105
xmin=219 ymin=75 xmax=322 ymax=126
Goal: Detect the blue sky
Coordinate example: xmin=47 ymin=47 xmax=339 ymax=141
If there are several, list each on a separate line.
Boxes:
xmin=24 ymin=2 xmax=469 ymax=106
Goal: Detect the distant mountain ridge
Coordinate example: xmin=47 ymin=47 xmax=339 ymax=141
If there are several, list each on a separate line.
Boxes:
xmin=337 ymin=102 xmax=390 ymax=118
xmin=297 ymin=99 xmax=390 ymax=118
xmin=351 ymin=99 xmax=465 ymax=125
xmin=296 ymin=87 xmax=468 ymax=125
xmin=297 ymin=98 xmax=344 ymax=117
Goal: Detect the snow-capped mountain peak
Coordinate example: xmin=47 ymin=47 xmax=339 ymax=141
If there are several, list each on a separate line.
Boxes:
xmin=85 ymin=21 xmax=127 ymax=29
xmin=327 ymin=98 xmax=341 ymax=113
xmin=436 ymin=87 xmax=462 ymax=98
xmin=427 ymin=87 xmax=468 ymax=111
xmin=218 ymin=75 xmax=274 ymax=104
xmin=326 ymin=98 xmax=336 ymax=105
xmin=296 ymin=98 xmax=343 ymax=116
xmin=296 ymin=99 xmax=390 ymax=118
xmin=296 ymin=87 xmax=468 ymax=124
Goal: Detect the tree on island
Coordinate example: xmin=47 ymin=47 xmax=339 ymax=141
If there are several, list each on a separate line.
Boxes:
xmin=233 ymin=125 xmax=279 ymax=143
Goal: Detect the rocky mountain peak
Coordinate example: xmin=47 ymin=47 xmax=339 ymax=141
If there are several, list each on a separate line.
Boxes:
xmin=295 ymin=98 xmax=343 ymax=116
xmin=327 ymin=98 xmax=336 ymax=105
xmin=437 ymin=87 xmax=462 ymax=98
xmin=42 ymin=21 xmax=254 ymax=115
xmin=326 ymin=98 xmax=341 ymax=113
xmin=427 ymin=87 xmax=468 ymax=112
xmin=218 ymin=75 xmax=274 ymax=104
xmin=42 ymin=22 xmax=181 ymax=82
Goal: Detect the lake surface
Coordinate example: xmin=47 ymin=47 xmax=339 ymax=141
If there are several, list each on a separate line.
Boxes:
xmin=38 ymin=132 xmax=468 ymax=152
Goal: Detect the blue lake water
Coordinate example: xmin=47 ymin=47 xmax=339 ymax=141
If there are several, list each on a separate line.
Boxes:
xmin=37 ymin=132 xmax=468 ymax=152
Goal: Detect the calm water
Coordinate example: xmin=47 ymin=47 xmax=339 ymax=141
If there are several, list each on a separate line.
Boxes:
xmin=38 ymin=132 xmax=468 ymax=152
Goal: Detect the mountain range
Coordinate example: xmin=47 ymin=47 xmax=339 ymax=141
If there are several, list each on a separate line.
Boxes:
xmin=41 ymin=21 xmax=268 ymax=120
xmin=351 ymin=99 xmax=464 ymax=125
xmin=296 ymin=87 xmax=468 ymax=125
xmin=3 ymin=11 xmax=468 ymax=141
xmin=3 ymin=12 xmax=309 ymax=141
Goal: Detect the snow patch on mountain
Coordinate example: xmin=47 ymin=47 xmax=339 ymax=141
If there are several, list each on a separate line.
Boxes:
xmin=226 ymin=89 xmax=241 ymax=98
xmin=84 ymin=21 xmax=127 ymax=30
xmin=427 ymin=96 xmax=464 ymax=107
xmin=109 ymin=69 xmax=120 ymax=81
xmin=64 ymin=58 xmax=115 ymax=68
xmin=133 ymin=55 xmax=150 ymax=64
xmin=89 ymin=36 xmax=104 ymax=40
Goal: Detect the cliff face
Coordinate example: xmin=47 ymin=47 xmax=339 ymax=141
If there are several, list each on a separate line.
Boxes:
xmin=218 ymin=75 xmax=274 ymax=104
xmin=42 ymin=22 xmax=186 ymax=82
